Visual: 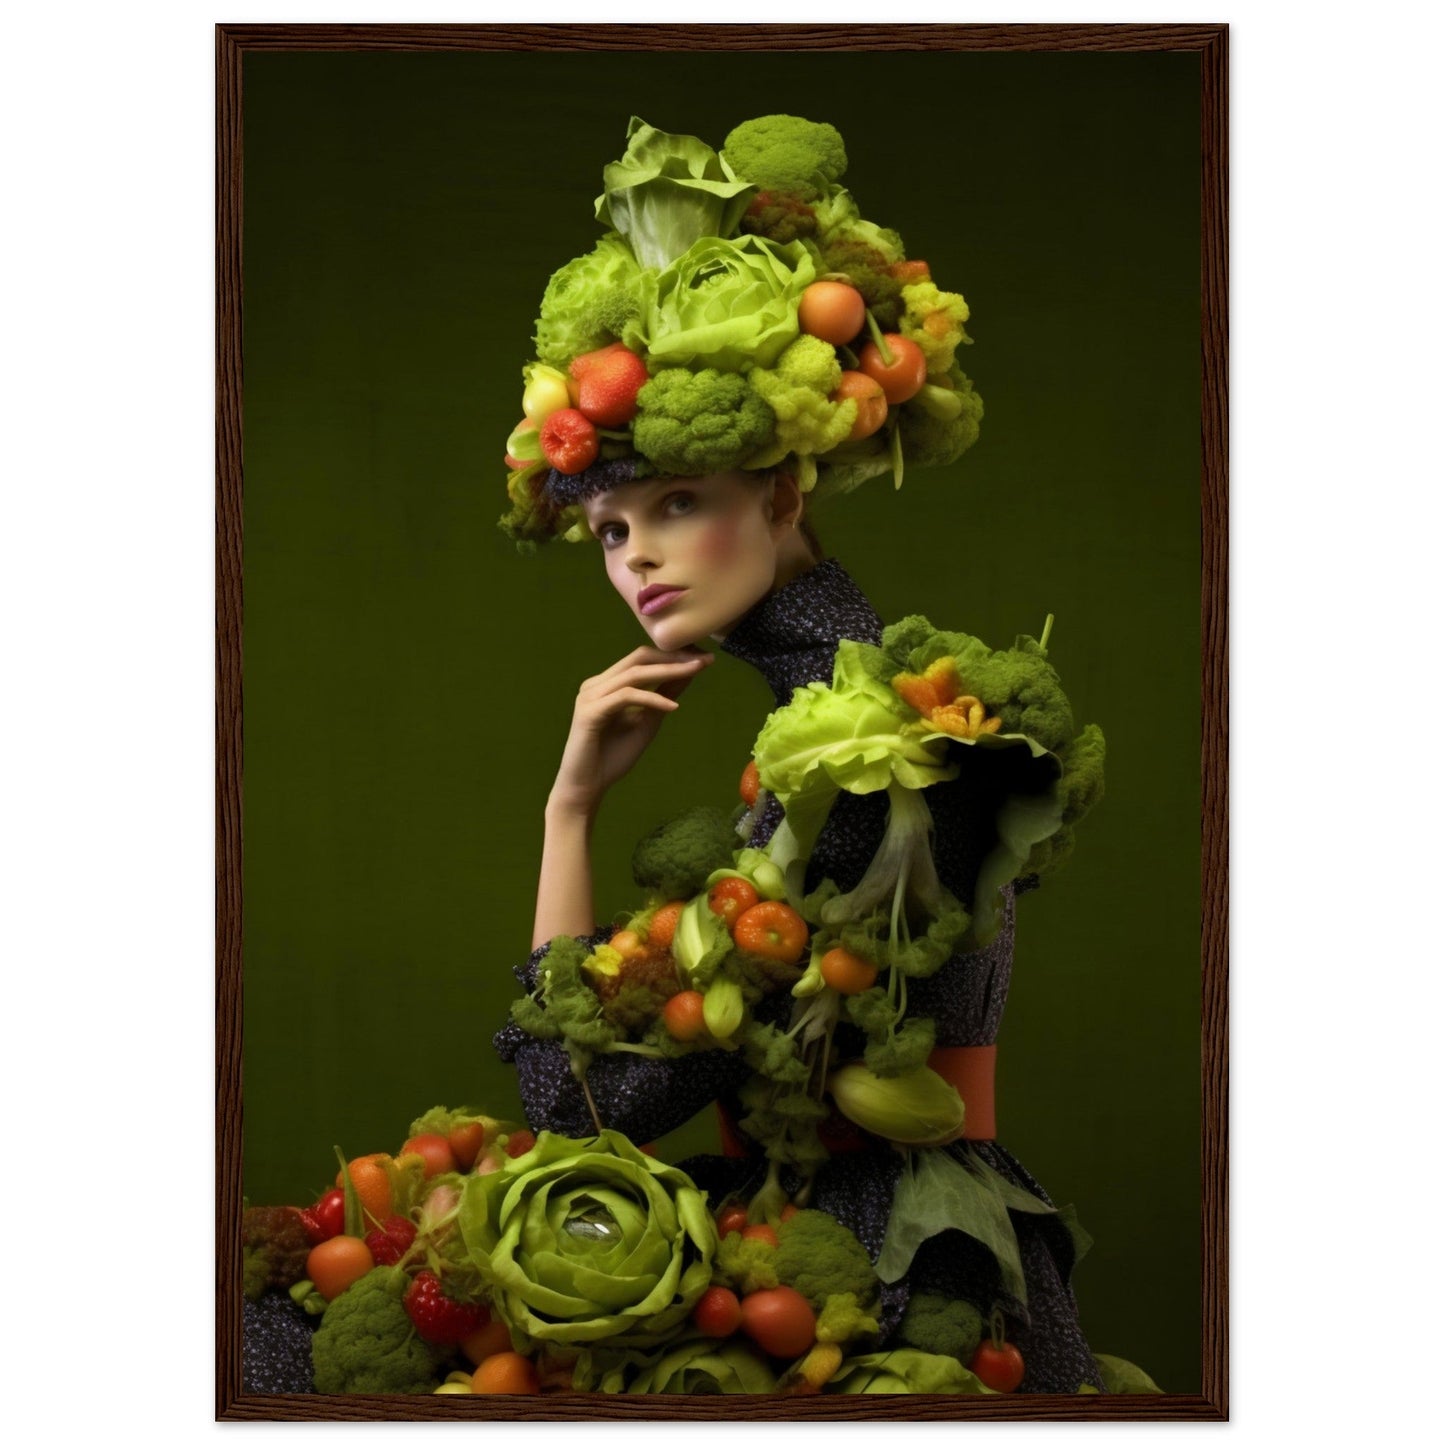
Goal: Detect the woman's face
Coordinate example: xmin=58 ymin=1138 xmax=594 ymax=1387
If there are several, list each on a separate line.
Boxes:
xmin=582 ymin=472 xmax=796 ymax=650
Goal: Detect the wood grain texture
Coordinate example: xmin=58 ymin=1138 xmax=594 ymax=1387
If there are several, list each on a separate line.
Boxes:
xmin=1198 ymin=23 xmax=1230 ymax=1424
xmin=215 ymin=20 xmax=1228 ymax=1422
xmin=214 ymin=23 xmax=1226 ymax=54
xmin=215 ymin=20 xmax=246 ymax=1425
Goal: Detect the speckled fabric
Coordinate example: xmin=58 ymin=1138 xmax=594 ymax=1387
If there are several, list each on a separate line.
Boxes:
xmin=242 ymin=1293 xmax=318 ymax=1394
xmin=542 ymin=453 xmax=646 ymax=507
xmin=497 ymin=559 xmax=1105 ymax=1393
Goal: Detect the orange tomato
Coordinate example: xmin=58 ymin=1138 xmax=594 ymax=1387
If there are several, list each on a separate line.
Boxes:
xmin=732 ymin=901 xmax=809 ymax=965
xmin=831 ymin=371 xmax=888 ymax=441
xmin=739 ymin=758 xmax=761 ymax=808
xmin=647 ymin=901 xmax=686 ymax=949
xmin=473 ymin=1351 xmax=541 ymax=1395
xmin=742 ymin=1223 xmax=779 ymax=1248
xmin=708 ymin=876 xmax=760 ymax=929
xmin=662 ymin=989 xmax=708 ymax=1042
xmin=859 ymin=335 xmax=927 ymax=405
xmin=400 ymin=1133 xmax=456 ymax=1179
xmin=306 ymin=1235 xmax=374 ymax=1301
xmin=609 ymin=927 xmax=647 ymax=959
xmin=797 ymin=280 xmax=866 ymax=346
xmin=335 ymin=1153 xmax=393 ymax=1226
xmin=819 ymin=946 xmax=879 ymax=995
xmin=460 ymin=1316 xmax=513 ymax=1365
xmin=740 ymin=1285 xmax=817 ymax=1359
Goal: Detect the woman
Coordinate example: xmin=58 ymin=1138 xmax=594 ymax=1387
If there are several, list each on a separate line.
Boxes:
xmin=490 ymin=112 xmax=1127 ymax=1393
xmin=494 ymin=463 xmax=1105 ymax=1390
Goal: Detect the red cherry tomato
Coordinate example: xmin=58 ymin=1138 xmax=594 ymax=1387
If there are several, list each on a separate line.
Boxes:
xmin=740 ymin=1285 xmax=817 ymax=1359
xmin=692 ymin=1285 xmax=743 ymax=1338
xmin=708 ymin=876 xmax=760 ymax=929
xmin=741 ymin=1222 xmax=779 ymax=1248
xmin=970 ymin=1339 xmax=1025 ymax=1393
xmin=739 ymin=759 xmax=761 ymax=808
xmin=503 ymin=1129 xmax=537 ymax=1158
xmin=311 ymin=1188 xmax=345 ymax=1241
xmin=716 ymin=1203 xmax=749 ymax=1237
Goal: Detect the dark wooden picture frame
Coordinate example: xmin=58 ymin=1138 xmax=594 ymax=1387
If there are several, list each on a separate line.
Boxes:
xmin=217 ymin=21 xmax=1226 ymax=1422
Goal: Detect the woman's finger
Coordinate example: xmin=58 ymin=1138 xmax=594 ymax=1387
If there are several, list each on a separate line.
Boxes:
xmin=583 ymin=686 xmax=681 ymax=721
xmin=585 ymin=657 xmax=711 ymax=697
xmin=590 ymin=644 xmax=708 ymax=685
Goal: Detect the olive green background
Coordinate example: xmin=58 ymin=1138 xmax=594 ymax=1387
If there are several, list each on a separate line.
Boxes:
xmin=241 ymin=48 xmax=1202 ymax=1392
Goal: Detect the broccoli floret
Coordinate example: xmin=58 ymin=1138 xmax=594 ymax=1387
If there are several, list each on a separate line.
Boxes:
xmin=820 ymin=237 xmax=903 ymax=326
xmin=310 ymin=1266 xmax=447 ymax=1395
xmin=715 ymin=1230 xmax=782 ymax=1296
xmin=511 ymin=934 xmax=623 ymax=1076
xmin=775 ymin=1209 xmax=879 ymax=1312
xmin=899 ymin=281 xmax=973 ymax=375
xmin=722 ymin=115 xmax=848 ymax=201
xmin=241 ymin=1206 xmax=313 ymax=1302
xmin=741 ymin=190 xmax=819 ymax=245
xmin=896 ymin=363 xmax=984 ymax=469
xmin=630 ymin=806 xmax=738 ymax=900
xmin=533 ymin=232 xmax=645 ymax=369
xmin=1024 ymin=722 xmax=1105 ymax=879
xmin=746 ymin=336 xmax=857 ymax=467
xmin=633 ymin=368 xmax=776 ymax=477
xmin=897 ymin=1291 xmax=985 ymax=1362
xmin=815 ymin=1292 xmax=882 ymax=1347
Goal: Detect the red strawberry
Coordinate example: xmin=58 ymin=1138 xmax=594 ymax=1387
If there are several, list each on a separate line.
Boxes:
xmin=570 ymin=343 xmax=649 ymax=428
xmin=403 ymin=1269 xmax=489 ymax=1346
xmin=364 ymin=1214 xmax=418 ymax=1266
xmin=539 ymin=408 xmax=599 ymax=475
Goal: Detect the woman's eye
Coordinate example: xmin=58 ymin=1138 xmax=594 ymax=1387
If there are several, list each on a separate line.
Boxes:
xmin=598 ymin=523 xmax=625 ymax=546
xmin=665 ymin=493 xmax=697 ymax=516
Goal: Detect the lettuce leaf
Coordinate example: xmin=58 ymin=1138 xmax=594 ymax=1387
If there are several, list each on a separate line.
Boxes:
xmin=595 ymin=117 xmax=757 ymax=272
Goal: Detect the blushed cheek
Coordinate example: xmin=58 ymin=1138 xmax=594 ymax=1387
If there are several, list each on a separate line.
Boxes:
xmin=696 ymin=514 xmax=746 ymax=567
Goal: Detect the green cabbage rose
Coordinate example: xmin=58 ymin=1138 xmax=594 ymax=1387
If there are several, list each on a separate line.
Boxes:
xmin=641 ymin=235 xmax=815 ymax=372
xmin=824 ymin=1348 xmax=997 ymax=1394
xmin=575 ymin=1337 xmax=778 ymax=1394
xmin=456 ymin=1130 xmax=717 ymax=1349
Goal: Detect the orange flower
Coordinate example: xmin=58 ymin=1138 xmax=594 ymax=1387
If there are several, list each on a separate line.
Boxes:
xmin=891 ymin=656 xmax=1002 ymax=740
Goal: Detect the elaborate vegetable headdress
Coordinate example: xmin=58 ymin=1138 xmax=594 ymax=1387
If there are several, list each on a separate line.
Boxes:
xmin=501 ymin=114 xmax=984 ymax=546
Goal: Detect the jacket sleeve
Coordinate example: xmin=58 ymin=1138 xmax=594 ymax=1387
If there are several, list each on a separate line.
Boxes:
xmin=492 ymin=934 xmax=751 ymax=1143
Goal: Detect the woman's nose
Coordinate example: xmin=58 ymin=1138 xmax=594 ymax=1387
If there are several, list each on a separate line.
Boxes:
xmin=625 ymin=531 xmax=659 ymax=572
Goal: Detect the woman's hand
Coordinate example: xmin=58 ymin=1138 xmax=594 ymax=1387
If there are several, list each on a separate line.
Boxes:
xmin=548 ymin=645 xmax=714 ymax=818
xmin=533 ymin=645 xmax=713 ymax=946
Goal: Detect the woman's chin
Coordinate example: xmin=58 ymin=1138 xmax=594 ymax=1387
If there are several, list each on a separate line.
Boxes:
xmin=642 ymin=614 xmax=708 ymax=651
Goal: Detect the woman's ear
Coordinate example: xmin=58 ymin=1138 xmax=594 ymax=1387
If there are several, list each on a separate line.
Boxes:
xmin=769 ymin=469 xmax=805 ymax=531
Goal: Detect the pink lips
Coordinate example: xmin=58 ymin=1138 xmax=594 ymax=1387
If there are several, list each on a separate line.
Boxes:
xmin=637 ymin=584 xmax=687 ymax=617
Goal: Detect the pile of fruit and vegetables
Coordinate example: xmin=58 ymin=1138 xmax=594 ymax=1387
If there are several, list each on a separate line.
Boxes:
xmin=499 ymin=113 xmax=986 ymax=545
xmin=242 ymin=1119 xmax=1064 ymax=1397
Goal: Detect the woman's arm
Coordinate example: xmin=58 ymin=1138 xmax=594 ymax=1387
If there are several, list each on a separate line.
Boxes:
xmin=531 ymin=644 xmax=713 ymax=949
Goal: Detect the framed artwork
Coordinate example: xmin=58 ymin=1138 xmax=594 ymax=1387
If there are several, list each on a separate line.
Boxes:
xmin=218 ymin=22 xmax=1225 ymax=1421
